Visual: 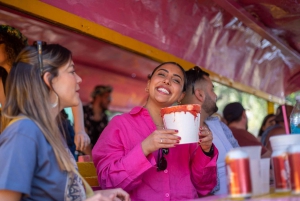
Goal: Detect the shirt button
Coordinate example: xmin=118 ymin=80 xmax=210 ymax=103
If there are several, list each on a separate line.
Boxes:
xmin=165 ymin=193 xmax=169 ymax=197
xmin=164 ymin=169 xmax=168 ymax=173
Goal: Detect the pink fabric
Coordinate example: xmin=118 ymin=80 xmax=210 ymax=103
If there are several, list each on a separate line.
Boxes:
xmin=92 ymin=106 xmax=218 ymax=201
xmin=41 ymin=0 xmax=300 ymax=98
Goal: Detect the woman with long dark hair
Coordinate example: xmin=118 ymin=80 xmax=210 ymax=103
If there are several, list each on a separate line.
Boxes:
xmin=93 ymin=62 xmax=218 ymax=200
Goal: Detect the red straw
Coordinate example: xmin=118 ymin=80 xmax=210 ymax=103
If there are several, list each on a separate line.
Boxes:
xmin=282 ymin=105 xmax=290 ymax=134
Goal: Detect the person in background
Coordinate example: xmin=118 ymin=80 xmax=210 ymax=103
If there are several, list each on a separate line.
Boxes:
xmin=181 ymin=66 xmax=239 ymax=195
xmin=83 ymin=85 xmax=112 ymax=148
xmin=262 ymin=105 xmax=294 ymax=151
xmin=0 ymin=25 xmax=28 ymax=73
xmin=223 ymin=102 xmax=271 ymax=158
xmin=0 ymin=25 xmax=27 ymax=109
xmin=0 ymin=24 xmax=90 ymax=152
xmin=0 ymin=43 xmax=130 ymax=201
xmin=61 ymin=109 xmax=77 ymax=158
xmin=257 ymin=114 xmax=275 ymax=142
xmin=92 ymin=62 xmax=218 ymax=200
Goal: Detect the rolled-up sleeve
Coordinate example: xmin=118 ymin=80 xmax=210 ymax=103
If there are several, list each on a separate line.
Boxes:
xmin=92 ymin=116 xmax=156 ymax=191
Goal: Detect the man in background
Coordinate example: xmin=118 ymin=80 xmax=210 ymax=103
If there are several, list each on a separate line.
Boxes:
xmin=223 ymin=102 xmax=271 ymax=157
xmin=181 ymin=66 xmax=239 ymax=195
xmin=83 ymin=85 xmax=113 ymax=148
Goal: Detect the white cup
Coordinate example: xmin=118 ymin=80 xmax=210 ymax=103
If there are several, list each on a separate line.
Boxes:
xmin=239 ymin=146 xmax=261 ymax=160
xmin=270 ymin=135 xmax=300 ymax=192
xmin=260 ymin=158 xmax=270 ymax=195
xmin=161 ymin=104 xmax=200 ymax=144
xmin=270 ymin=135 xmax=300 ymax=151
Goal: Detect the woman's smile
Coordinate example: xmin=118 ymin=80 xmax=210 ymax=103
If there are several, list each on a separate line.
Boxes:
xmin=156 ymin=86 xmax=170 ymax=95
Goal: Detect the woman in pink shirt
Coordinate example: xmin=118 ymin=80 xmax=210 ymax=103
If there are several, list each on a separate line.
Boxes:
xmin=92 ymin=62 xmax=218 ymax=201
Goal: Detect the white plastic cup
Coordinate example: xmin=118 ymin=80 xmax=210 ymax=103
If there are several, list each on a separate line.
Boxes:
xmin=239 ymin=146 xmax=262 ymax=160
xmin=161 ymin=104 xmax=200 ymax=144
xmin=270 ymin=135 xmax=300 ymax=152
xmin=260 ymin=158 xmax=270 ymax=195
xmin=270 ymin=135 xmax=300 ymax=193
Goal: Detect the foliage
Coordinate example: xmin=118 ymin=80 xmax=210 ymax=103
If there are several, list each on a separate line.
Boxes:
xmin=213 ymin=82 xmax=268 ymax=137
xmin=286 ymin=91 xmax=300 ymax=105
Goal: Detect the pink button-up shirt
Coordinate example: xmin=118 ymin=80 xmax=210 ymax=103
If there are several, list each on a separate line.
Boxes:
xmin=92 ymin=107 xmax=218 ymax=201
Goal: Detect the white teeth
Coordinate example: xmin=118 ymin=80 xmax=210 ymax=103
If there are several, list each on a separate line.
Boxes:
xmin=157 ymin=88 xmax=169 ymax=94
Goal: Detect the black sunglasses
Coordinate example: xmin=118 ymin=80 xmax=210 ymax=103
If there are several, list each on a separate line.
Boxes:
xmin=33 ymin=41 xmax=47 ymax=75
xmin=157 ymin=148 xmax=169 ymax=171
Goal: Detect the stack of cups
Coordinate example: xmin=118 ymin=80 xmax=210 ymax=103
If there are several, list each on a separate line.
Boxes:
xmin=270 ymin=135 xmax=300 ymax=193
xmin=225 ymin=148 xmax=252 ymax=198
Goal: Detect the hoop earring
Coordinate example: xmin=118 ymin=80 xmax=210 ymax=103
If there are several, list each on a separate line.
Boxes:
xmin=51 ymin=93 xmax=58 ymax=108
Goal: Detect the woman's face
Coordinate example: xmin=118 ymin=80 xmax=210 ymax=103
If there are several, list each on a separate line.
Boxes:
xmin=147 ymin=63 xmax=185 ymax=106
xmin=51 ymin=59 xmax=82 ymax=110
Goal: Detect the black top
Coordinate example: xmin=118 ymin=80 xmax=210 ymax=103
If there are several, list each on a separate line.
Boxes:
xmin=83 ymin=104 xmax=108 ymax=147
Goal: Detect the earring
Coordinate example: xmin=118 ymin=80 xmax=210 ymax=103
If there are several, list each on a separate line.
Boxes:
xmin=51 ymin=93 xmax=58 ymax=108
xmin=177 ymin=100 xmax=181 ymax=105
xmin=145 ymin=88 xmax=149 ymax=93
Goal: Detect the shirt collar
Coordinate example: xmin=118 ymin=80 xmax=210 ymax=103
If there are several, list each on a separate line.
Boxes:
xmin=206 ymin=116 xmax=219 ymax=122
xmin=129 ymin=106 xmax=149 ymax=115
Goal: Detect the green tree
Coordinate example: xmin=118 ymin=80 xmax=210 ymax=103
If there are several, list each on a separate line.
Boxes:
xmin=213 ymin=82 xmax=268 ymax=137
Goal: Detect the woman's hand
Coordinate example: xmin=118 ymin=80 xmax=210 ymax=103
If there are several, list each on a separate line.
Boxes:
xmin=141 ymin=129 xmax=181 ymax=156
xmin=85 ymin=193 xmax=114 ymax=201
xmin=71 ymin=101 xmax=91 ymax=151
xmin=89 ymin=188 xmax=130 ymax=201
xmin=198 ymin=126 xmax=213 ymax=152
xmin=74 ymin=131 xmax=91 ymax=151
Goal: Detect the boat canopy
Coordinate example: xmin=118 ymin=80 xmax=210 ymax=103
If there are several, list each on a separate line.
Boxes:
xmin=0 ymin=0 xmax=299 ymax=111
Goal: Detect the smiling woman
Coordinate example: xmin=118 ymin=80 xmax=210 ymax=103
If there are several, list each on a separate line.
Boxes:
xmin=146 ymin=62 xmax=186 ymax=106
xmin=92 ymin=61 xmax=218 ymax=201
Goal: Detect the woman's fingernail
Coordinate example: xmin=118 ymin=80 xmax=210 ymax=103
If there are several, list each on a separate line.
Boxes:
xmin=176 ymin=140 xmax=180 ymax=143
xmin=199 ymin=139 xmax=202 ymax=143
xmin=174 ymin=129 xmax=178 ymax=132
